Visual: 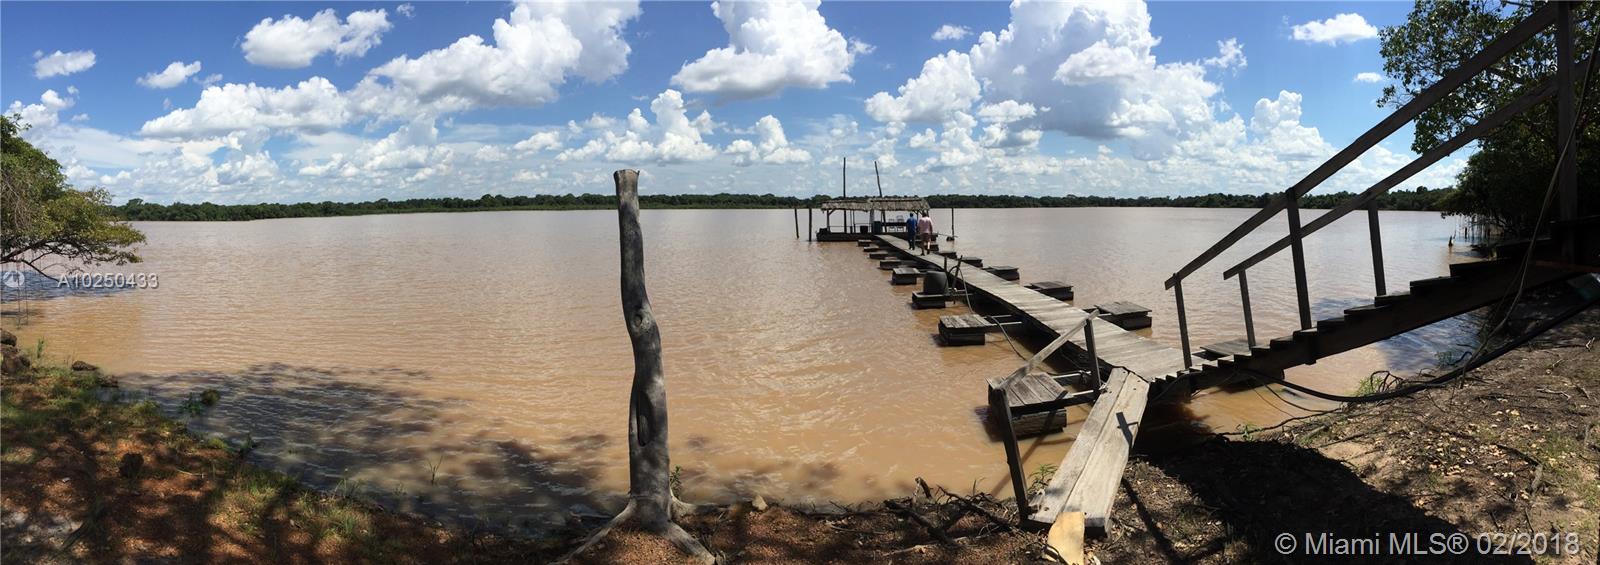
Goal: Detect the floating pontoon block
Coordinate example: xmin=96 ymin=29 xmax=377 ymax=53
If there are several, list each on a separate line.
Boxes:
xmin=890 ymin=267 xmax=923 ymax=285
xmin=1026 ymin=281 xmax=1075 ymax=301
xmin=984 ymin=265 xmax=1021 ymax=281
xmin=868 ymin=251 xmax=893 ymax=259
xmin=938 ymin=313 xmax=995 ymax=346
xmin=911 ymin=292 xmax=948 ymax=309
xmin=959 ymin=256 xmax=984 ymax=268
xmin=1092 ymin=301 xmax=1152 ymax=330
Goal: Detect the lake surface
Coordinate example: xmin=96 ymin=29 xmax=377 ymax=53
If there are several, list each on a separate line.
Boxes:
xmin=1 ymin=207 xmax=1484 ymax=532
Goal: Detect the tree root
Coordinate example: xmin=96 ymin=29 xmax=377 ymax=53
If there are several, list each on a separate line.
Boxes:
xmin=555 ymin=500 xmax=715 ymax=565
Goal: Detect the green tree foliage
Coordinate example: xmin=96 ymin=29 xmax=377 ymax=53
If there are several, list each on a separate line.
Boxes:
xmin=2 ymin=115 xmax=145 ymax=274
xmin=111 ymin=188 xmax=1456 ymax=222
xmin=1379 ymin=1 xmax=1600 ymax=235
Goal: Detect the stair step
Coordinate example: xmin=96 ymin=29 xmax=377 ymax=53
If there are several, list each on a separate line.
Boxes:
xmin=1269 ymin=336 xmax=1296 ymax=349
xmin=1316 ymin=317 xmax=1347 ymax=330
xmin=1250 ymin=345 xmax=1273 ymax=356
xmin=1293 ymin=328 xmax=1320 ymax=340
xmin=1345 ymin=303 xmax=1391 ymax=316
xmin=1409 ymin=276 xmax=1460 ymax=293
xmin=1449 ymin=259 xmax=1510 ymax=276
xmin=1374 ymin=292 xmax=1412 ymax=305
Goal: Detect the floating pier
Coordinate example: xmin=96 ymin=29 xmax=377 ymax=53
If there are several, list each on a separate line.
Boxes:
xmin=867 ymin=234 xmax=1191 ymax=536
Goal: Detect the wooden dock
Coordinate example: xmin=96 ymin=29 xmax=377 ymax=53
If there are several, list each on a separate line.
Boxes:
xmin=871 ymin=235 xmax=1190 ymax=535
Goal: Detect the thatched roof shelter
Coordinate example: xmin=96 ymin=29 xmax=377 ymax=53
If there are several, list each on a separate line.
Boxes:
xmin=819 ymin=197 xmax=930 ymax=214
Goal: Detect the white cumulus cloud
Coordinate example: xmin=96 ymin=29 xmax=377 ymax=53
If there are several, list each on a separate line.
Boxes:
xmin=865 ymin=50 xmax=982 ymax=124
xmin=932 ymin=24 xmax=971 ymax=41
xmin=726 ymin=115 xmax=811 ymax=165
xmin=34 ymin=50 xmax=96 ymax=78
xmin=242 ymin=8 xmax=394 ymax=68
xmin=1203 ymin=38 xmax=1246 ymax=71
xmin=1353 ymin=71 xmax=1383 ymax=83
xmin=671 ymin=0 xmax=855 ymax=100
xmin=1291 ymin=13 xmax=1377 ymax=45
xmin=138 ymin=61 xmax=203 ymax=89
xmin=514 ymin=130 xmax=563 ymax=152
xmin=6 ymin=89 xmax=76 ymax=129
xmin=558 ymin=89 xmax=717 ymax=164
xmin=360 ymin=1 xmax=641 ymax=113
xmin=140 ymin=77 xmax=350 ymax=139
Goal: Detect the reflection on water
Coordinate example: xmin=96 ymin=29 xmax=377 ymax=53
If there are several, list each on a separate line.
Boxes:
xmin=2 ymin=208 xmax=1481 ymax=532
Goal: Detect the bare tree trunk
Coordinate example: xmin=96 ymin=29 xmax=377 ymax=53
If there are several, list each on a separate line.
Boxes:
xmin=559 ymin=169 xmax=711 ymax=564
xmin=617 ymin=168 xmax=674 ymax=525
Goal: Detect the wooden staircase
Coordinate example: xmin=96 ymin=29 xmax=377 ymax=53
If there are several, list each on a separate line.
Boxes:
xmin=1185 ymin=258 xmax=1575 ymax=385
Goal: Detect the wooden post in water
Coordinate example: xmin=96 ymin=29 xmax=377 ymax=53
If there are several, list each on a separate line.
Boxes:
xmin=1084 ymin=317 xmax=1100 ymax=400
xmin=993 ymin=386 xmax=1031 ymax=519
xmin=793 ymin=208 xmax=800 ymax=239
xmin=1285 ymin=193 xmax=1312 ymax=329
xmin=1173 ymin=279 xmax=1192 ymax=369
xmin=807 ymin=207 xmax=813 ymax=241
xmin=1366 ymin=201 xmax=1386 ymax=296
xmin=873 ymin=160 xmax=883 ymax=228
xmin=1239 ymin=270 xmax=1256 ymax=346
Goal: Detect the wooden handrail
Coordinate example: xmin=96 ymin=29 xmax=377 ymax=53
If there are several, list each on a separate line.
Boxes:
xmin=1164 ymin=3 xmax=1559 ymax=289
xmin=1220 ymin=55 xmax=1592 ymax=281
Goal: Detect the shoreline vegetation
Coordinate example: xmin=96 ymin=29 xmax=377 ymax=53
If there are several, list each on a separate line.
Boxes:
xmin=5 ymin=305 xmax=1595 ymax=563
xmin=114 ymin=187 xmax=1455 ymax=222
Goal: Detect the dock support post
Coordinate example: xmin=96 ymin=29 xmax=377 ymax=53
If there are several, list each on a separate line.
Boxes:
xmin=1239 ymin=270 xmax=1256 ymax=347
xmin=1366 ymin=202 xmax=1386 ymax=296
xmin=1285 ymin=194 xmax=1313 ymax=330
xmin=793 ymin=208 xmax=800 ymax=240
xmin=993 ymin=387 xmax=1032 ymax=520
xmin=1084 ymin=318 xmax=1100 ymax=399
xmin=806 ymin=208 xmax=813 ymax=241
xmin=1174 ymin=278 xmax=1193 ymax=369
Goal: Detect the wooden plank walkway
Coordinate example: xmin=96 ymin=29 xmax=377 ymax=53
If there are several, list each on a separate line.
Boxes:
xmin=872 ymin=236 xmax=1189 ymax=534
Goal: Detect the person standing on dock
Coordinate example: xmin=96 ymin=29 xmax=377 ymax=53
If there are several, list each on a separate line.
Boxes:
xmin=918 ymin=212 xmax=935 ymax=254
xmin=906 ymin=213 xmax=920 ymax=249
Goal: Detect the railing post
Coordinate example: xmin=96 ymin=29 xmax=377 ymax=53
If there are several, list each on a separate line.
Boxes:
xmin=993 ymin=387 xmax=1032 ymax=519
xmin=1238 ymin=270 xmax=1256 ymax=347
xmin=1556 ymin=0 xmax=1578 ymax=259
xmin=1174 ymin=277 xmax=1193 ymax=369
xmin=1084 ymin=318 xmax=1101 ymax=399
xmin=1366 ymin=201 xmax=1386 ymax=297
xmin=1285 ymin=193 xmax=1313 ymax=329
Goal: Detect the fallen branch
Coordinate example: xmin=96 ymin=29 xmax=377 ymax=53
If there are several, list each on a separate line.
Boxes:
xmin=885 ymin=500 xmax=955 ymax=545
xmin=938 ymin=487 xmax=1017 ymax=532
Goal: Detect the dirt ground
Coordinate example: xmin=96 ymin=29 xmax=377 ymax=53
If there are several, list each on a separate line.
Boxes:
xmin=4 ymin=304 xmax=1597 ymax=563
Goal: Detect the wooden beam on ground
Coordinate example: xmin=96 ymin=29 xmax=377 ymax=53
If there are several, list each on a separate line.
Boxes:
xmin=1028 ymin=369 xmax=1151 ymax=535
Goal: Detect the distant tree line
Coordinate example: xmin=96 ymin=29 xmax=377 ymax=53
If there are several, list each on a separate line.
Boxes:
xmin=113 ymin=187 xmax=1456 ymax=222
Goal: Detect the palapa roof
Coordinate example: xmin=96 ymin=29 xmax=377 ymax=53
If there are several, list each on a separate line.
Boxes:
xmin=820 ymin=197 xmax=930 ymax=213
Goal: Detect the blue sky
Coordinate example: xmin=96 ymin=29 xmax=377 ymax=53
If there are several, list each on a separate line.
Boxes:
xmin=1 ymin=1 xmax=1465 ymax=204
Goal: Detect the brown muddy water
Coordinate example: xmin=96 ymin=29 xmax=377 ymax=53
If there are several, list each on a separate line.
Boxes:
xmin=1 ymin=207 xmax=1484 ymax=532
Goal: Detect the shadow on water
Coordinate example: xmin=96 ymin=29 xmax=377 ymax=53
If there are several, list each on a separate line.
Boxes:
xmin=124 ymin=363 xmax=621 ymax=534
xmin=1122 ymin=437 xmax=1530 ymax=564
